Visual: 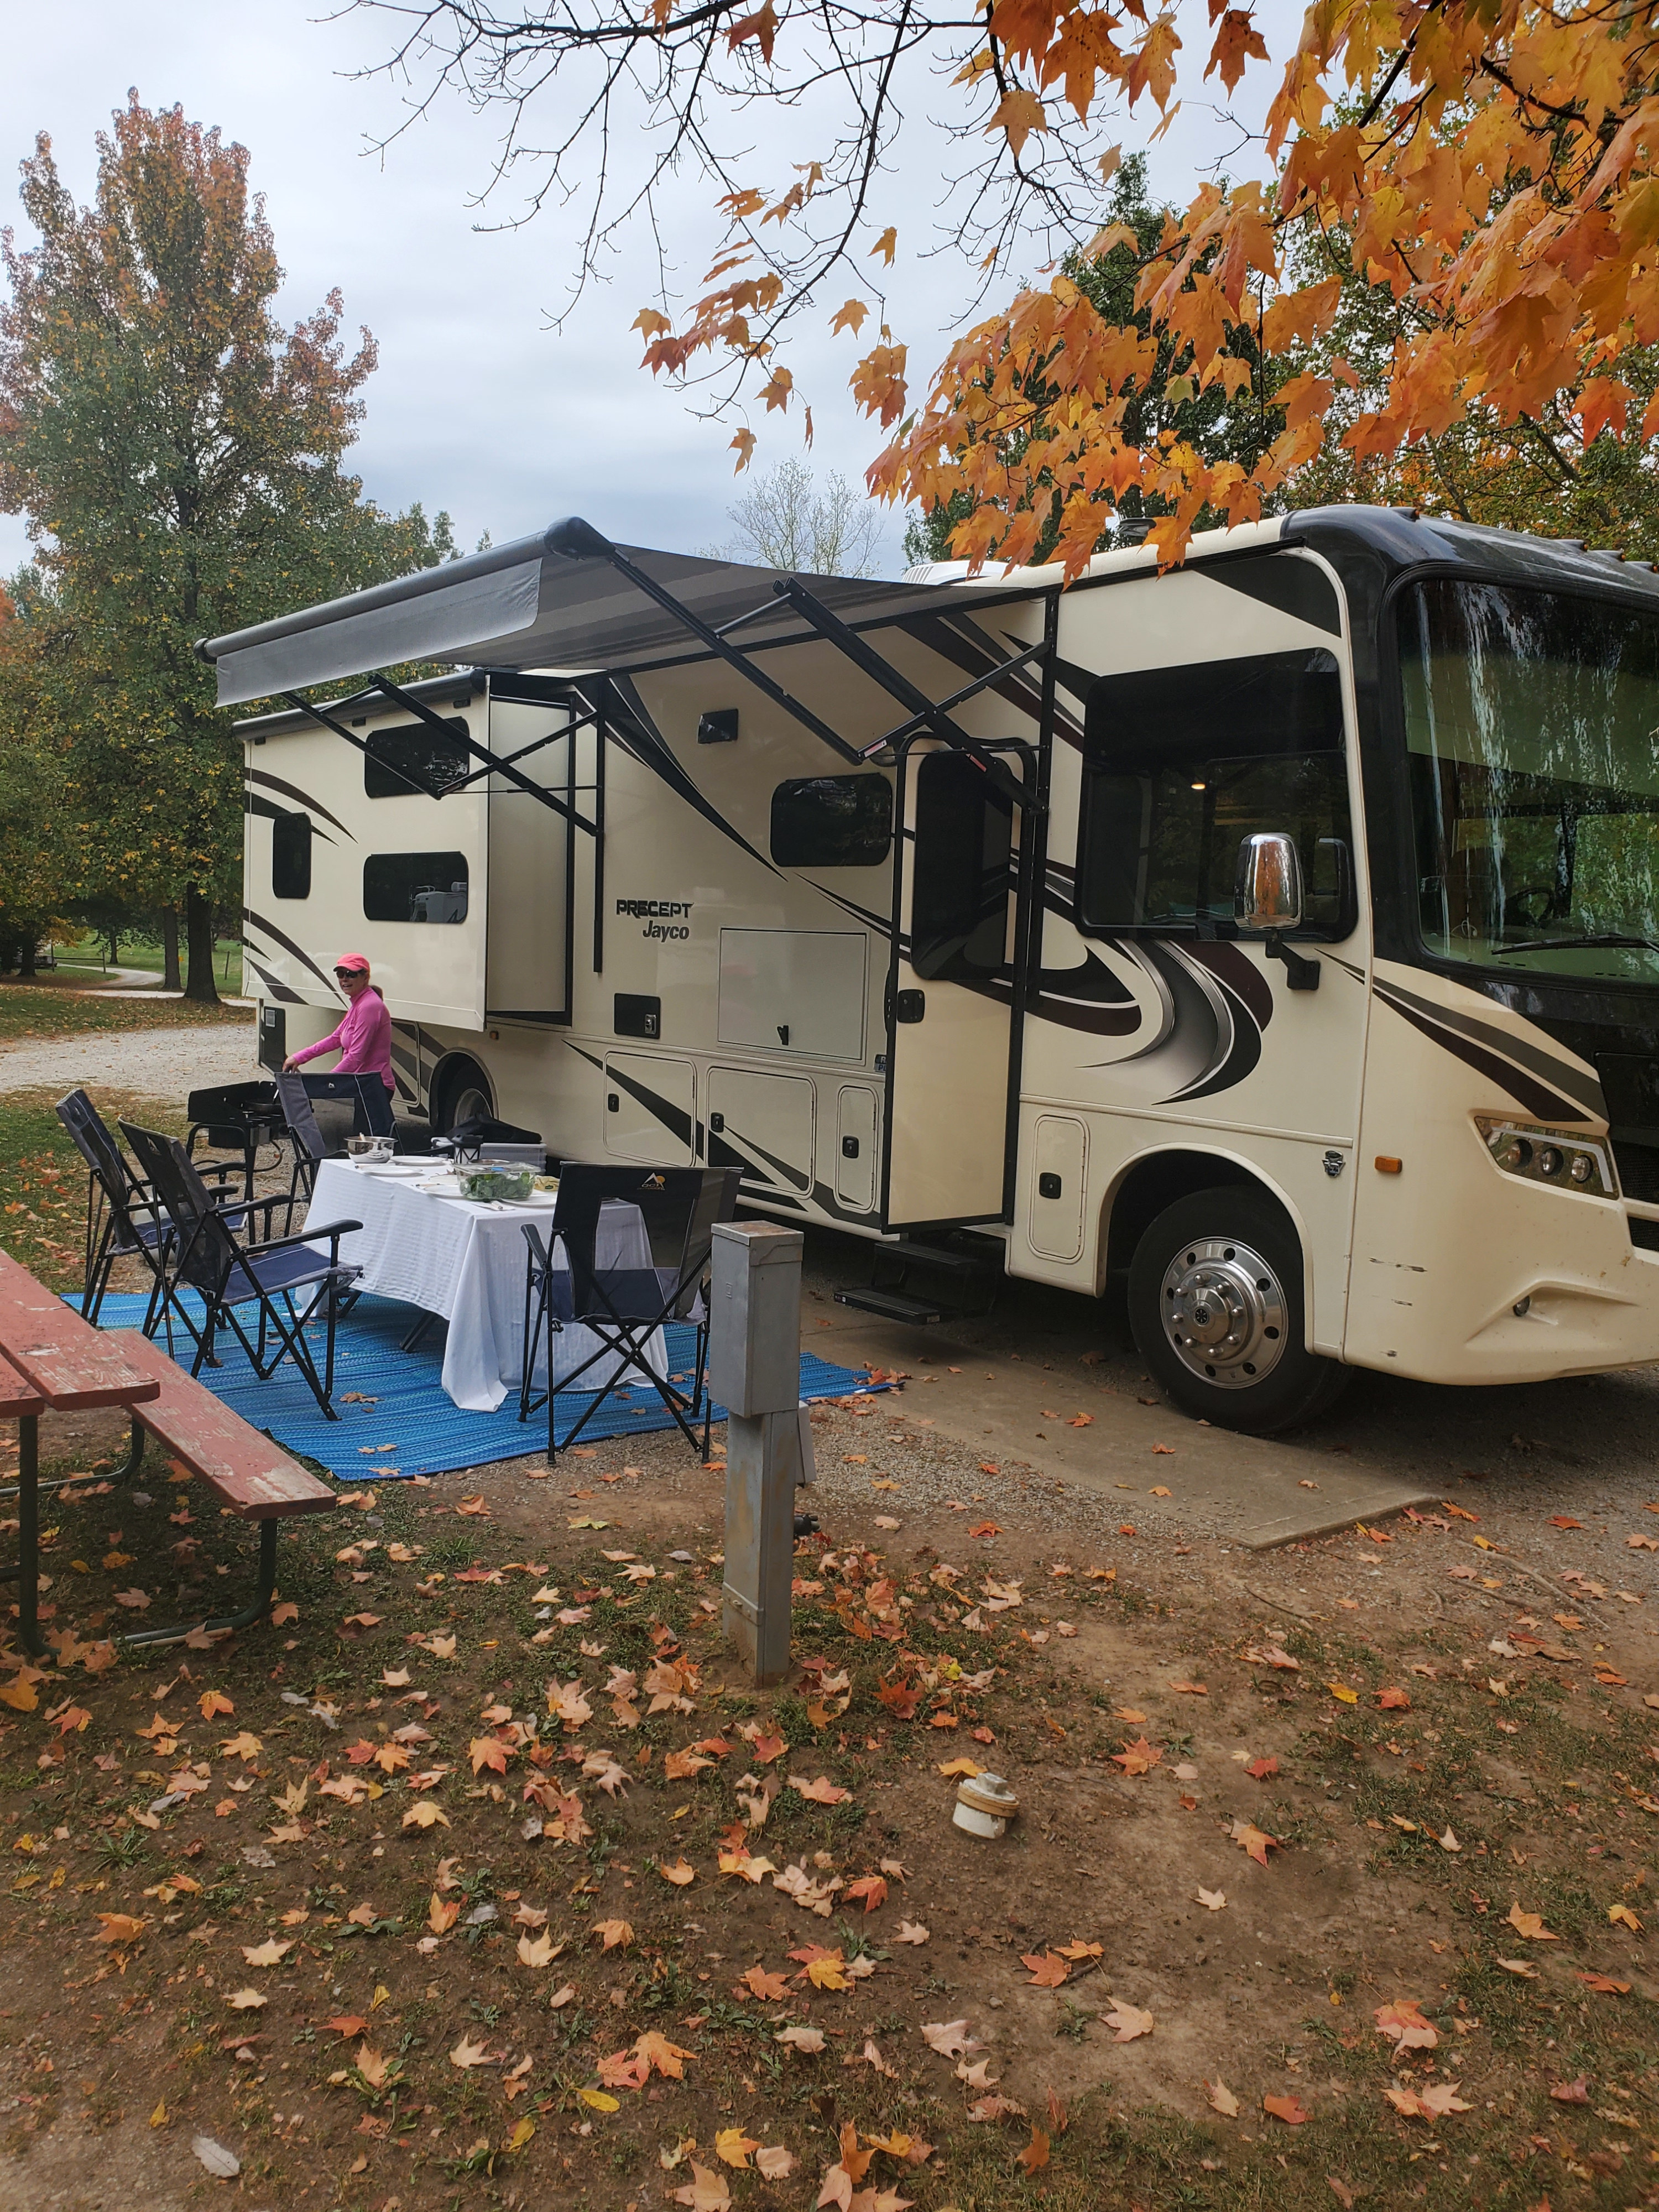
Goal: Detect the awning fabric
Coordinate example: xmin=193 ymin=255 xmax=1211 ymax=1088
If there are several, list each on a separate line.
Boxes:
xmin=199 ymin=518 xmax=1029 ymax=708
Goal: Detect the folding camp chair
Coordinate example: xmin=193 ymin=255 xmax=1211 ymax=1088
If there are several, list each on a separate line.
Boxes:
xmin=273 ymin=1070 xmax=330 ymax=1214
xmin=519 ymin=1164 xmax=741 ymax=1461
xmin=119 ymin=1121 xmax=364 ymax=1418
xmin=55 ymin=1089 xmax=245 ymax=1328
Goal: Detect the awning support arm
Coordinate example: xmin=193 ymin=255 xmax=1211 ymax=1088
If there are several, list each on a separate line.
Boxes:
xmin=873 ymin=638 xmax=1050 ymax=753
xmin=576 ymin=540 xmax=867 ymax=768
xmin=283 ymin=684 xmax=598 ymax=835
xmin=770 ymin=577 xmax=1039 ymax=812
xmin=364 ymin=673 xmax=598 ymax=835
xmin=441 ymin=703 xmax=602 ymax=793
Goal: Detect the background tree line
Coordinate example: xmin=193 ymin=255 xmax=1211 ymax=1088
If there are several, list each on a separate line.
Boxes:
xmin=0 ymin=95 xmax=457 ymax=1000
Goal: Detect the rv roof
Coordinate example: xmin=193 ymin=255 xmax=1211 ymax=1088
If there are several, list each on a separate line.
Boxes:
xmin=197 ymin=517 xmax=1041 ymax=709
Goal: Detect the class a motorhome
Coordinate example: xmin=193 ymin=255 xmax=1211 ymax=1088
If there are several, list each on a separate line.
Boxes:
xmin=202 ymin=506 xmax=1659 ymax=1434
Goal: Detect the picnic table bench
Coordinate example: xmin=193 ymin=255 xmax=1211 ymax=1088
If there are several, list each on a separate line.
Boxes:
xmin=0 ymin=1247 xmax=335 ymax=1653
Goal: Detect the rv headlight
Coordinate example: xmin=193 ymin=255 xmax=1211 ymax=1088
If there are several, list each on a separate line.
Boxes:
xmin=1474 ymin=1115 xmax=1615 ymax=1199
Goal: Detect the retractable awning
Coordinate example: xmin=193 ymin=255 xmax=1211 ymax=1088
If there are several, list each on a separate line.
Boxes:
xmin=198 ymin=515 xmax=1032 ymax=709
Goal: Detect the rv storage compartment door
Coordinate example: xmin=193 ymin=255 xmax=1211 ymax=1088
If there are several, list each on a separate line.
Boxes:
xmin=718 ymin=930 xmax=867 ymax=1060
xmin=602 ymin=1053 xmax=697 ymax=1165
xmin=709 ymin=1068 xmax=816 ymax=1205
xmin=835 ymin=1086 xmax=879 ymax=1213
xmin=486 ymin=695 xmax=572 ymax=1021
xmin=883 ymin=740 xmax=1023 ymax=1230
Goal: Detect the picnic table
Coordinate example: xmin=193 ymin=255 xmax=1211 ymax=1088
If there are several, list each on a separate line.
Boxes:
xmin=302 ymin=1159 xmax=667 ymax=1412
xmin=0 ymin=1247 xmax=334 ymax=1653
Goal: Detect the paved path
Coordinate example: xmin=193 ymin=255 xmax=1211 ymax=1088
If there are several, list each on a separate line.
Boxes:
xmin=0 ymin=1024 xmax=259 ymax=1099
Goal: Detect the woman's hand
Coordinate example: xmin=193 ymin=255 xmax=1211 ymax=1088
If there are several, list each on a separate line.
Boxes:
xmin=281 ymin=1055 xmax=300 ymax=1072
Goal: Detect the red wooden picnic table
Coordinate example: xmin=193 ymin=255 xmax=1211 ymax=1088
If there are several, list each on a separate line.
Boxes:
xmin=0 ymin=1248 xmax=160 ymax=1656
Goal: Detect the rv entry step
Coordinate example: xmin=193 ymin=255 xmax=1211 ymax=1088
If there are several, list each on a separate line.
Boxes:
xmin=834 ymin=1233 xmax=1003 ymax=1327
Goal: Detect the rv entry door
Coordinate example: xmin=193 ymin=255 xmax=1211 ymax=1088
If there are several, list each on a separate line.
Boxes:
xmin=882 ymin=739 xmax=1028 ymax=1230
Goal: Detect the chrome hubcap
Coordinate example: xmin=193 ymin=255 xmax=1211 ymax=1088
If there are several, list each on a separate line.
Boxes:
xmin=450 ymin=1083 xmax=492 ymax=1128
xmin=1159 ymin=1234 xmax=1287 ymax=1390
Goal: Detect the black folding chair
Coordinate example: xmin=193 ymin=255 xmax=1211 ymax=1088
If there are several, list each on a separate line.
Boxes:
xmin=119 ymin=1121 xmax=364 ymax=1418
xmin=274 ymin=1070 xmax=330 ymax=1213
xmin=519 ymin=1164 xmax=741 ymax=1461
xmin=55 ymin=1089 xmax=244 ymax=1329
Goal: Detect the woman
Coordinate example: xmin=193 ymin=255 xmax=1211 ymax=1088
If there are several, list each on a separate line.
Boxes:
xmin=284 ymin=953 xmax=395 ymax=1134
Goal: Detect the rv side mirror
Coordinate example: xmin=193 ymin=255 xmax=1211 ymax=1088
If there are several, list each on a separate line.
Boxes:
xmin=1234 ymin=832 xmax=1305 ymax=933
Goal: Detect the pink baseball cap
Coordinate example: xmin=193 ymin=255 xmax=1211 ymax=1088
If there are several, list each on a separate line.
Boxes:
xmin=334 ymin=952 xmax=371 ymax=974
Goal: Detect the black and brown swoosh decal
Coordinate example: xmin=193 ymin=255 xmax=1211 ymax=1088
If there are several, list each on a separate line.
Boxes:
xmin=246 ymin=768 xmax=356 ymax=839
xmin=1373 ymin=978 xmax=1603 ymax=1124
xmin=243 ymin=907 xmax=343 ymax=999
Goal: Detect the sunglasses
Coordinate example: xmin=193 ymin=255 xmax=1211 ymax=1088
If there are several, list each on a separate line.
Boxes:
xmin=335 ymin=967 xmax=365 ymax=979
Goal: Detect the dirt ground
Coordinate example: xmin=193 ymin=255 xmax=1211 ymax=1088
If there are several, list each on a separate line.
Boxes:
xmin=1 ymin=991 xmax=1657 ymax=2208
xmin=0 ymin=1391 xmax=1653 ymax=2212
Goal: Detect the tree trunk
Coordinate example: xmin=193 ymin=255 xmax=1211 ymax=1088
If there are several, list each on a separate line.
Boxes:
xmin=184 ymin=885 xmax=220 ymax=1005
xmin=160 ymin=906 xmax=182 ymax=992
xmin=18 ymin=937 xmax=36 ymax=978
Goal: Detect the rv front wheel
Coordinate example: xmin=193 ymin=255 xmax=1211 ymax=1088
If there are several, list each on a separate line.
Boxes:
xmin=1127 ymin=1187 xmax=1349 ymax=1435
xmin=432 ymin=1055 xmax=494 ymax=1135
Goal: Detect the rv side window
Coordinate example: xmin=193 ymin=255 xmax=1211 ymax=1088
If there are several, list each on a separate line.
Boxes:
xmin=910 ymin=751 xmax=1014 ymax=980
xmin=271 ymin=810 xmax=312 ymax=900
xmin=1076 ymin=648 xmax=1353 ymax=937
xmin=363 ymin=852 xmax=470 ymax=923
xmin=364 ymin=718 xmax=471 ymax=800
xmin=770 ymin=776 xmax=892 ymax=867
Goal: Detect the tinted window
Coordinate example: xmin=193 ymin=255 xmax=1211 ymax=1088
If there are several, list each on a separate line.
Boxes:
xmin=363 ymin=852 xmax=470 ymax=923
xmin=770 ymin=775 xmax=892 ymax=867
xmin=1076 ymin=649 xmax=1353 ymax=937
xmin=911 ymin=752 xmax=1013 ymax=980
xmin=364 ymin=717 xmax=471 ymax=799
xmin=271 ymin=810 xmax=311 ymax=900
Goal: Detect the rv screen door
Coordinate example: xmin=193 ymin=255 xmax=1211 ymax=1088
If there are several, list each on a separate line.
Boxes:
xmin=485 ymin=695 xmax=573 ymax=1022
xmin=881 ymin=740 xmax=1025 ymax=1230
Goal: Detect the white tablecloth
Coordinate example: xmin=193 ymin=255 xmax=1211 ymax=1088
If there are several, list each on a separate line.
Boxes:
xmin=304 ymin=1159 xmax=669 ymax=1413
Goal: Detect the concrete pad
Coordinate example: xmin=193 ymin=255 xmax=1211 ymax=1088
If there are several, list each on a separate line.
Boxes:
xmin=803 ymin=1235 xmax=1451 ymax=1548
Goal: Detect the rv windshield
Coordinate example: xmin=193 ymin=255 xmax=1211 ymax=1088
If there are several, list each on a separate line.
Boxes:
xmin=1402 ymin=578 xmax=1659 ymax=984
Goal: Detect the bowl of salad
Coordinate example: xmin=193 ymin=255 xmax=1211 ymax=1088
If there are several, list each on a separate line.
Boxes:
xmin=455 ymin=1164 xmax=536 ymax=1204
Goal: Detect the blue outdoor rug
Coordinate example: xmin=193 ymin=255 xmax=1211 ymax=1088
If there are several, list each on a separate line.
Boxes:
xmin=77 ymin=1291 xmax=883 ymax=1481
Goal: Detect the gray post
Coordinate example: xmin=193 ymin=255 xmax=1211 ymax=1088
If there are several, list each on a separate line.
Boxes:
xmin=709 ymin=1222 xmax=804 ymax=1687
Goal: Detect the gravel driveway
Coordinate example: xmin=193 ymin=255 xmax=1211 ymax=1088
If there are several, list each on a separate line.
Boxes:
xmin=0 ymin=1022 xmax=259 ymax=1099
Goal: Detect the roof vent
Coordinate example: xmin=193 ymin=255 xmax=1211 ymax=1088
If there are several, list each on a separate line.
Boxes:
xmin=1116 ymin=518 xmax=1152 ymax=547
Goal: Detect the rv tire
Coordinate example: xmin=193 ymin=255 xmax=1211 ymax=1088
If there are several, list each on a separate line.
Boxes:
xmin=1127 ymin=1187 xmax=1349 ymax=1435
xmin=432 ymin=1055 xmax=495 ymax=1136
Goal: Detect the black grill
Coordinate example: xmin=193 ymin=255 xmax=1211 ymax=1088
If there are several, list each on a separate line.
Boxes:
xmin=1630 ymin=1215 xmax=1659 ymax=1253
xmin=1615 ymin=1139 xmax=1659 ymax=1206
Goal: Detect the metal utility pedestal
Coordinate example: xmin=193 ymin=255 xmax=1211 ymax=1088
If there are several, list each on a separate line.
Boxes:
xmin=710 ymin=1222 xmax=805 ymax=1687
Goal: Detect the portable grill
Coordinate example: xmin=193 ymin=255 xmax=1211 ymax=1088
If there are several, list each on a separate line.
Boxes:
xmin=185 ymin=1081 xmax=286 ymax=1202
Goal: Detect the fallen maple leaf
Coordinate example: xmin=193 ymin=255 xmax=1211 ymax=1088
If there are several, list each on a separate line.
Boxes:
xmin=714 ymin=2126 xmax=760 ymax=2169
xmin=95 ymin=1913 xmax=146 ymax=1945
xmin=1244 ymin=1756 xmax=1279 ymax=1781
xmin=1577 ymin=1971 xmax=1631 ymax=1994
xmin=1610 ymin=1902 xmax=1644 ymax=1932
xmin=402 ymin=1801 xmax=450 ymax=1830
xmin=755 ymin=2144 xmax=796 ymax=2179
xmin=241 ymin=1939 xmax=291 ymax=1968
xmin=738 ymin=1964 xmax=790 ymax=2001
xmin=788 ymin=1774 xmax=851 ymax=1804
xmin=1506 ymin=1902 xmax=1559 ymax=1940
xmin=1197 ymin=1887 xmax=1227 ymax=1911
xmin=1104 ymin=2000 xmax=1154 ymax=2042
xmin=593 ymin=1918 xmax=634 ymax=1950
xmin=1111 ymin=1736 xmax=1162 ymax=1776
xmin=325 ymin=2015 xmax=368 ymax=2037
xmin=1548 ymin=2076 xmax=1590 ymax=2104
xmin=775 ymin=2024 xmax=825 ymax=2052
xmin=1374 ymin=2000 xmax=1437 ymax=2051
xmin=517 ymin=1930 xmax=559 ymax=1968
xmin=670 ymin=2159 xmax=732 ymax=2210
xmin=1385 ymin=2079 xmax=1471 ymax=2121
xmin=920 ymin=2018 xmax=981 ymax=2058
xmin=659 ymin=1859 xmax=697 ymax=1887
xmin=894 ymin=1919 xmax=931 ymax=1944
xmin=428 ymin=1894 xmax=460 ymax=1936
xmin=1018 ymin=2124 xmax=1051 ymax=2174
xmin=1263 ymin=2093 xmax=1308 ymax=2124
xmin=225 ymin=1987 xmax=267 ymax=2010
xmin=1230 ymin=1818 xmax=1279 ymax=1866
xmin=198 ymin=1691 xmax=233 ymax=1719
xmin=1021 ymin=1951 xmax=1070 ymax=1987
xmin=1376 ymin=1686 xmax=1411 ymax=1710
xmin=1206 ymin=2078 xmax=1240 ymax=2117
xmin=845 ymin=1874 xmax=888 ymax=1912
xmin=450 ymin=2035 xmax=492 ymax=2068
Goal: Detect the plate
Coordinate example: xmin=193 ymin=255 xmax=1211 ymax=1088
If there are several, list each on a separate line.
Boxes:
xmin=513 ymin=1189 xmax=560 ymax=1208
xmin=357 ymin=1160 xmax=425 ymax=1177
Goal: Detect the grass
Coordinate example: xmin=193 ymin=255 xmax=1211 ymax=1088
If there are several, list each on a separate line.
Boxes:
xmin=0 ymin=1093 xmax=194 ymax=1291
xmin=0 ymin=979 xmax=251 ymax=1042
xmin=39 ymin=932 xmax=244 ymax=996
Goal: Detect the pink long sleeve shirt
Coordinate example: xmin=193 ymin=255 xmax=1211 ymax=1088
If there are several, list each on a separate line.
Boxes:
xmin=289 ymin=986 xmax=394 ymax=1092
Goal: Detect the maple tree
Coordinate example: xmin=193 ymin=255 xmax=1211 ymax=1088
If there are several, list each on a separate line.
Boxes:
xmin=367 ymin=0 xmax=1659 ymax=573
xmin=0 ymin=96 xmax=456 ymax=997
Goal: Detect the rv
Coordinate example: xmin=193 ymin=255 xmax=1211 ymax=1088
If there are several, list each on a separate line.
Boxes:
xmin=204 ymin=507 xmax=1659 ymax=1434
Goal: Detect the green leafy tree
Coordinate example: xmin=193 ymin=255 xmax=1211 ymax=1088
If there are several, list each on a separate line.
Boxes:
xmin=904 ymin=158 xmax=1276 ymax=568
xmin=0 ymin=94 xmax=455 ymax=1001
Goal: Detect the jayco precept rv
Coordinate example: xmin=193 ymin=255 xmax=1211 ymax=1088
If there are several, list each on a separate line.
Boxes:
xmin=201 ymin=506 xmax=1659 ymax=1432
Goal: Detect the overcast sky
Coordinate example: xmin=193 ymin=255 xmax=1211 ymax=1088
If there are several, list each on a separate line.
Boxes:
xmin=0 ymin=0 xmax=1290 ymax=582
